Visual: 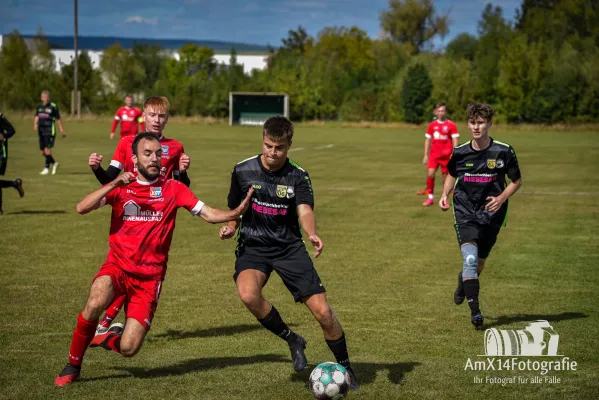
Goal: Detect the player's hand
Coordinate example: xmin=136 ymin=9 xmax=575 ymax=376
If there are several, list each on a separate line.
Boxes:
xmin=423 ymin=156 xmax=429 ymax=164
xmin=485 ymin=196 xmax=505 ymax=213
xmin=88 ymin=153 xmax=103 ymax=171
xmin=308 ymin=234 xmax=323 ymax=258
xmin=439 ymin=195 xmax=450 ymax=211
xmin=110 ymin=132 xmax=115 ymax=140
xmin=235 ymin=187 xmax=255 ymax=215
xmin=61 ymin=131 xmax=67 ymax=138
xmin=112 ymin=172 xmax=135 ymax=188
xmin=179 ymin=153 xmax=190 ymax=172
xmin=219 ymin=225 xmax=236 ymax=240
xmin=0 ymin=134 xmax=3 ymax=142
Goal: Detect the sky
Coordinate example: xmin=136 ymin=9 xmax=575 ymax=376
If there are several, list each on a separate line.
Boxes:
xmin=1 ymin=0 xmax=522 ymax=48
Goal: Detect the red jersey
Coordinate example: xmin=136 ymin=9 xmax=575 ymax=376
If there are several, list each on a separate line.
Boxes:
xmin=425 ymin=119 xmax=459 ymax=157
xmin=111 ymin=107 xmax=144 ymax=138
xmin=101 ymin=178 xmax=204 ymax=279
xmin=109 ymin=135 xmax=184 ymax=179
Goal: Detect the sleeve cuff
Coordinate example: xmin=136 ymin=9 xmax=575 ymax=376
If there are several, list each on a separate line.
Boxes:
xmin=110 ymin=160 xmax=124 ymax=169
xmin=114 ymin=116 xmax=120 ymax=120
xmin=451 ymin=134 xmax=460 ymax=138
xmin=425 ymin=134 xmax=432 ymax=138
xmin=100 ymin=197 xmax=107 ymax=207
xmin=190 ymin=200 xmax=204 ymax=216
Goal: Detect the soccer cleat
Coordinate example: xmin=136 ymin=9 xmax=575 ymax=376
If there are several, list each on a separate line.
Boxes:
xmin=15 ymin=178 xmax=24 ymax=198
xmin=422 ymin=198 xmax=434 ymax=207
xmin=454 ymin=271 xmax=465 ymax=305
xmin=343 ymin=364 xmax=360 ymax=390
xmin=90 ymin=323 xmax=124 ymax=349
xmin=52 ymin=162 xmax=60 ymax=175
xmin=54 ymin=363 xmax=81 ymax=386
xmin=471 ymin=313 xmax=484 ymax=329
xmin=416 ymin=189 xmax=430 ymax=195
xmin=288 ymin=335 xmax=308 ymax=372
xmin=95 ymin=323 xmax=109 ymax=335
xmin=40 ymin=168 xmax=49 ymax=175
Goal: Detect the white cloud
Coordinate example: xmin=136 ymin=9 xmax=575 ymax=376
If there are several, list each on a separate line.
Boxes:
xmin=125 ymin=16 xmax=158 ymax=25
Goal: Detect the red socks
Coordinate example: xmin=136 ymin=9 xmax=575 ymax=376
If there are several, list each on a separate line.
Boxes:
xmin=68 ymin=313 xmax=98 ymax=366
xmin=101 ymin=295 xmax=126 ymax=326
xmin=426 ymin=177 xmax=434 ymax=196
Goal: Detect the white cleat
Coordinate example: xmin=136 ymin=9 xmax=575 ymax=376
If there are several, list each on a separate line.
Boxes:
xmin=40 ymin=168 xmax=50 ymax=175
xmin=52 ymin=162 xmax=60 ymax=175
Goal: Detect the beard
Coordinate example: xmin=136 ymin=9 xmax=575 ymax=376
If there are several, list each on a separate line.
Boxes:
xmin=137 ymin=163 xmax=160 ymax=180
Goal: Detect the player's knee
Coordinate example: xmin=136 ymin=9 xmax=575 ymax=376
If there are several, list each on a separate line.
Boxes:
xmin=313 ymin=304 xmax=335 ymax=326
xmin=120 ymin=343 xmax=140 ymax=358
xmin=461 ymin=243 xmax=479 ymax=279
xmin=238 ymin=287 xmax=261 ymax=308
xmin=83 ymin=298 xmax=107 ymax=319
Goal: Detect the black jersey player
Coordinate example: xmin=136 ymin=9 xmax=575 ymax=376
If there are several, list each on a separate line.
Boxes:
xmin=220 ymin=116 xmax=359 ymax=389
xmin=439 ymin=103 xmax=522 ymax=328
xmin=0 ymin=113 xmax=24 ymax=214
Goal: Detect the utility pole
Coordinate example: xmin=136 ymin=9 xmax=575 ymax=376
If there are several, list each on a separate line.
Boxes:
xmin=72 ymin=0 xmax=80 ymax=118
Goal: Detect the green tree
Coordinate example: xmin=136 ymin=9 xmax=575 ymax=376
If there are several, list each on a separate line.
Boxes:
xmin=0 ymin=30 xmax=35 ymax=109
xmin=379 ymin=0 xmax=449 ymax=54
xmin=131 ymin=43 xmax=167 ymax=93
xmin=100 ymin=43 xmax=145 ymax=95
xmin=401 ymin=63 xmax=432 ymax=123
xmin=57 ymin=52 xmax=106 ymax=113
xmin=445 ymin=33 xmax=478 ymax=61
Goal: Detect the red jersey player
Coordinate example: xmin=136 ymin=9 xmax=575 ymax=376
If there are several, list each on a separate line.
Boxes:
xmin=54 ymin=133 xmax=254 ymax=386
xmin=88 ymin=96 xmax=191 ymax=332
xmin=110 ymin=95 xmax=144 ymax=140
xmin=419 ymin=103 xmax=459 ymax=206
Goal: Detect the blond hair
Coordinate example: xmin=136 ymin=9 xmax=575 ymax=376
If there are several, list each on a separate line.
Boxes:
xmin=143 ymin=96 xmax=170 ymax=112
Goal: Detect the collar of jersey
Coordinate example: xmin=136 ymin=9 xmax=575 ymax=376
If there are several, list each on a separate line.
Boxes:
xmin=136 ymin=177 xmax=159 ymax=185
xmin=470 ymin=137 xmax=494 ymax=152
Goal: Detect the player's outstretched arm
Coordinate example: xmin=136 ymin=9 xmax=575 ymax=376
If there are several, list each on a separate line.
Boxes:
xmin=297 ymin=204 xmax=323 ymax=258
xmin=198 ymin=187 xmax=254 ymax=224
xmin=76 ymin=172 xmax=134 ymax=214
xmin=219 ymin=219 xmax=239 ymax=240
xmin=439 ymin=175 xmax=457 ymax=211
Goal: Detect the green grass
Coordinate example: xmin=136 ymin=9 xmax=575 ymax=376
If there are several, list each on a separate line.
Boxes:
xmin=1 ymin=121 xmax=598 ymax=400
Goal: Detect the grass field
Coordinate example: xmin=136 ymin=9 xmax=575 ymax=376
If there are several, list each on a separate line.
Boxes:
xmin=1 ymin=119 xmax=598 ymax=400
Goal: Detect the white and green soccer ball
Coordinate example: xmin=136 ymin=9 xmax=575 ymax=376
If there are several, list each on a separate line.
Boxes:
xmin=309 ymin=362 xmax=351 ymax=399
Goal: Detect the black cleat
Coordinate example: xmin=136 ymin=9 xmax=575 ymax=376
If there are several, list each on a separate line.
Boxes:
xmin=471 ymin=313 xmax=484 ymax=329
xmin=454 ymin=271 xmax=465 ymax=305
xmin=15 ymin=178 xmax=24 ymax=198
xmin=344 ymin=365 xmax=360 ymax=390
xmin=288 ymin=335 xmax=307 ymax=372
xmin=54 ymin=363 xmax=81 ymax=386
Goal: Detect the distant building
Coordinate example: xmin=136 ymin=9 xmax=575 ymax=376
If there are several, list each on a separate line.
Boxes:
xmin=0 ymin=34 xmax=269 ymax=74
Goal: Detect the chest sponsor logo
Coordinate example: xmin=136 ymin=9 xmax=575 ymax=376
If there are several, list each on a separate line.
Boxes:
xmin=121 ymin=113 xmax=130 ymax=121
xmin=465 ymin=163 xmax=474 ymax=167
xmin=162 ymin=145 xmax=169 ymax=155
xmin=252 ymin=184 xmax=262 ymax=189
xmin=433 ymin=131 xmax=449 ymax=140
xmin=45 ymin=108 xmax=52 ymax=113
xmin=496 ymin=159 xmax=504 ymax=168
xmin=464 ymin=173 xmax=497 ymax=183
xmin=487 ymin=159 xmax=496 ymax=169
xmin=150 ymin=187 xmax=162 ymax=197
xmin=276 ymin=185 xmax=287 ymax=198
xmin=123 ymin=200 xmax=163 ymax=221
xmin=126 ymin=189 xmax=136 ymax=194
xmin=286 ymin=187 xmax=295 ymax=199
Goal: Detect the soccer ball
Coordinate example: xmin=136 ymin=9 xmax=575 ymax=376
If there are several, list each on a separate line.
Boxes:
xmin=309 ymin=362 xmax=351 ymax=399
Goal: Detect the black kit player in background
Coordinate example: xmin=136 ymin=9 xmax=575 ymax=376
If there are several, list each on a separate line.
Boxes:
xmin=220 ymin=116 xmax=359 ymax=390
xmin=34 ymin=90 xmax=66 ymax=175
xmin=439 ymin=103 xmax=522 ymax=328
xmin=0 ymin=113 xmax=24 ymax=215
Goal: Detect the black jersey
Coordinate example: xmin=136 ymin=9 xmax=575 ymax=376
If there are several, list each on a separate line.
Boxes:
xmin=0 ymin=113 xmax=16 ymax=163
xmin=228 ymin=155 xmax=314 ymax=247
xmin=35 ymin=102 xmax=60 ymax=136
xmin=448 ymin=138 xmax=521 ymax=227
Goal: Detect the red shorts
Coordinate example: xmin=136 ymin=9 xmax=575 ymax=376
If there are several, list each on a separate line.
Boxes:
xmin=95 ymin=263 xmax=163 ymax=331
xmin=428 ymin=154 xmax=451 ymax=174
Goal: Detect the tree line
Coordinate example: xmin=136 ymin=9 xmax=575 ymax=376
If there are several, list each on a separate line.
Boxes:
xmin=1 ymin=0 xmax=597 ymax=123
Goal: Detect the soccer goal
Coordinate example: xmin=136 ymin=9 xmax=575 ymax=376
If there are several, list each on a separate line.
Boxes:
xmin=229 ymin=92 xmax=289 ymax=126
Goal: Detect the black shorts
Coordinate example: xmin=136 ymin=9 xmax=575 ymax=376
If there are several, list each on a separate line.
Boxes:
xmin=39 ymin=134 xmax=55 ymax=150
xmin=234 ymin=241 xmax=326 ymax=302
xmin=0 ymin=141 xmax=6 ymax=175
xmin=455 ymin=222 xmax=501 ymax=259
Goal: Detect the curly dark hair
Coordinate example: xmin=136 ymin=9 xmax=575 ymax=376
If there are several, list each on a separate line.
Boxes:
xmin=263 ymin=116 xmax=294 ymax=143
xmin=466 ymin=103 xmax=495 ymax=122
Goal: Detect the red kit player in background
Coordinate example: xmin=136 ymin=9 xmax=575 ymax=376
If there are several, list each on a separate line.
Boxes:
xmin=110 ymin=95 xmax=144 ymax=140
xmin=418 ymin=103 xmax=460 ymax=206
xmin=54 ymin=133 xmax=254 ymax=386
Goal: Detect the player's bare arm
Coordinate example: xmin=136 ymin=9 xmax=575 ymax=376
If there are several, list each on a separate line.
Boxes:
xmin=297 ymin=204 xmax=323 ymax=258
xmin=34 ymin=116 xmax=39 ymax=132
xmin=199 ymin=187 xmax=254 ymax=224
xmin=452 ymin=136 xmax=459 ymax=148
xmin=439 ymin=175 xmax=456 ymax=211
xmin=57 ymin=119 xmax=66 ymax=137
xmin=423 ymin=137 xmax=431 ymax=164
xmin=76 ymin=172 xmax=135 ymax=214
xmin=219 ymin=218 xmax=239 ymax=240
xmin=485 ymin=178 xmax=522 ymax=213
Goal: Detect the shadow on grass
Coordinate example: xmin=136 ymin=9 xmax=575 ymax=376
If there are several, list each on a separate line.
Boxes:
xmin=146 ymin=323 xmax=295 ymax=342
xmin=113 ymin=354 xmax=289 ymax=378
xmin=291 ymin=361 xmax=421 ymax=385
xmin=8 ymin=210 xmax=67 ymax=215
xmin=484 ymin=312 xmax=588 ymax=328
